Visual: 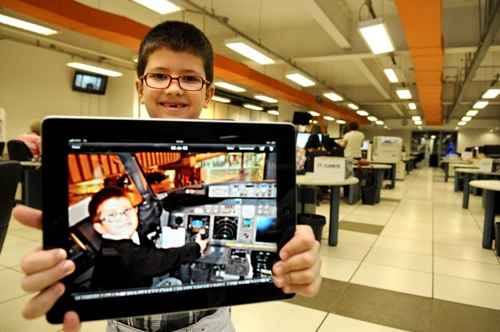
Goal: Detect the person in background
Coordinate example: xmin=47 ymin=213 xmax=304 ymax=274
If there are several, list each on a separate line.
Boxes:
xmin=303 ymin=134 xmax=324 ymax=172
xmin=338 ymin=122 xmax=365 ymax=159
xmin=16 ymin=120 xmax=42 ymax=158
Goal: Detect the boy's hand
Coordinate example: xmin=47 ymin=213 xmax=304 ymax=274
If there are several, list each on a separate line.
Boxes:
xmin=13 ymin=205 xmax=81 ymax=332
xmin=272 ymin=225 xmax=321 ymax=297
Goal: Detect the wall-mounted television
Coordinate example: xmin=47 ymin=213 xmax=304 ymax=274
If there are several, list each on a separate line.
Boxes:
xmin=72 ymin=71 xmax=108 ymax=95
xmin=292 ymin=112 xmax=312 ymax=125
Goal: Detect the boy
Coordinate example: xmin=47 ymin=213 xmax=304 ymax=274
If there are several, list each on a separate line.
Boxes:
xmin=15 ymin=21 xmax=321 ymax=332
xmin=88 ymin=186 xmax=207 ymax=291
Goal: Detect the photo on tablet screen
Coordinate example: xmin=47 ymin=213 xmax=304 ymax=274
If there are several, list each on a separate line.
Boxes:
xmin=64 ymin=141 xmax=279 ymax=301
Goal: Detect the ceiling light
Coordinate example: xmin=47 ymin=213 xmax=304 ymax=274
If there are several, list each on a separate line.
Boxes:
xmin=396 ymin=89 xmax=412 ymax=100
xmin=356 ymin=110 xmax=369 ymax=116
xmin=132 ymin=0 xmax=181 ymax=14
xmin=481 ymin=88 xmax=500 ymax=99
xmin=347 ymin=103 xmax=359 ymax=110
xmin=311 ymin=120 xmax=318 ymax=124
xmin=412 ymin=116 xmax=421 ymax=121
xmin=336 ymin=120 xmax=346 ymax=124
xmin=225 ymin=41 xmax=274 ymax=65
xmin=408 ymin=102 xmax=417 ymax=110
xmin=461 ymin=116 xmax=472 ymax=122
xmin=0 ymin=13 xmax=57 ymax=35
xmin=383 ymin=68 xmax=398 ymax=83
xmin=414 ymin=120 xmax=423 ymax=125
xmin=254 ymin=95 xmax=278 ymax=103
xmin=367 ymin=116 xmax=378 ymax=122
xmin=308 ymin=111 xmax=320 ymax=117
xmin=473 ymin=100 xmax=488 ymax=109
xmin=466 ymin=110 xmax=479 ymax=117
xmin=133 ymin=57 xmax=138 ymax=63
xmin=285 ymin=73 xmax=315 ymax=87
xmin=267 ymin=110 xmax=280 ymax=116
xmin=323 ymin=91 xmax=343 ymax=102
xmin=376 ymin=120 xmax=384 ymax=125
xmin=384 ymin=125 xmax=389 ymax=129
xmin=243 ymin=104 xmax=263 ymax=111
xmin=323 ymin=116 xmax=335 ymax=121
xmin=358 ymin=18 xmax=395 ymax=55
xmin=457 ymin=121 xmax=467 ymax=126
xmin=211 ymin=96 xmax=231 ymax=103
xmin=66 ymin=62 xmax=122 ymax=77
xmin=214 ymin=81 xmax=246 ymax=93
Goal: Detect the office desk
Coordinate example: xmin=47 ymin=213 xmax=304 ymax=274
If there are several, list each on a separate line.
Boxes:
xmin=441 ymin=160 xmax=477 ymax=182
xmin=459 ymin=169 xmax=500 ymax=209
xmin=469 ymin=180 xmax=500 ymax=249
xmin=297 ymin=176 xmax=358 ymax=246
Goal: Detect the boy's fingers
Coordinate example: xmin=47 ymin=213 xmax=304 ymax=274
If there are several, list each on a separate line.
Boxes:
xmin=22 ymin=259 xmax=75 ymax=293
xmin=272 ymin=247 xmax=319 ymax=277
xmin=13 ymin=205 xmax=43 ymax=230
xmin=22 ymin=283 xmax=65 ymax=319
xmin=280 ymin=258 xmax=321 ymax=286
xmin=21 ymin=249 xmax=67 ymax=275
xmin=279 ymin=225 xmax=317 ymax=260
xmin=63 ymin=311 xmax=81 ymax=332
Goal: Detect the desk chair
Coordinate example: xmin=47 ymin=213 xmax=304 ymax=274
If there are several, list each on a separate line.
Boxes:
xmin=7 ymin=139 xmax=33 ymax=161
xmin=0 ymin=141 xmax=5 ymax=158
xmin=0 ymin=161 xmax=22 ymax=252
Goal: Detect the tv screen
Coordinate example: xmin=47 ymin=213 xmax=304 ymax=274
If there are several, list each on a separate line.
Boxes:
xmin=292 ymin=112 xmax=312 ymax=125
xmin=72 ymin=71 xmax=107 ymax=95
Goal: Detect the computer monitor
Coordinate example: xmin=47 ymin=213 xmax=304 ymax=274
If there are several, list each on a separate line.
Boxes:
xmin=296 ymin=133 xmax=310 ymax=148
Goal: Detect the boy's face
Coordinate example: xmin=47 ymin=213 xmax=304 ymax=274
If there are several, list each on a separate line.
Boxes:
xmin=136 ymin=48 xmax=214 ymax=119
xmin=93 ymin=196 xmax=139 ymax=239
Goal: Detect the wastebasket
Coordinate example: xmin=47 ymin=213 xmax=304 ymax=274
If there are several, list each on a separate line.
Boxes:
xmin=298 ymin=213 xmax=326 ymax=242
xmin=361 ymin=185 xmax=378 ymax=205
xmin=495 ymin=220 xmax=500 ymax=257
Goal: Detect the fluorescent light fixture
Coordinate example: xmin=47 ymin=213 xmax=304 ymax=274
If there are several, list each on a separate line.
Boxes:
xmin=461 ymin=116 xmax=472 ymax=122
xmin=211 ymin=96 xmax=231 ymax=103
xmin=482 ymin=88 xmax=500 ymax=99
xmin=132 ymin=0 xmax=181 ymax=14
xmin=336 ymin=120 xmax=347 ymax=124
xmin=311 ymin=120 xmax=318 ymax=124
xmin=466 ymin=110 xmax=479 ymax=117
xmin=473 ymin=100 xmax=488 ymax=109
xmin=66 ymin=62 xmax=122 ymax=77
xmin=383 ymin=68 xmax=398 ymax=83
xmin=308 ymin=111 xmax=320 ymax=117
xmin=358 ymin=18 xmax=395 ymax=55
xmin=285 ymin=73 xmax=315 ymax=87
xmin=408 ymin=102 xmax=417 ymax=110
xmin=384 ymin=125 xmax=389 ymax=129
xmin=376 ymin=120 xmax=384 ymax=125
xmin=243 ymin=104 xmax=263 ymax=111
xmin=414 ymin=120 xmax=423 ymax=126
xmin=412 ymin=116 xmax=421 ymax=121
xmin=323 ymin=116 xmax=335 ymax=121
xmin=133 ymin=57 xmax=138 ymax=63
xmin=323 ymin=91 xmax=343 ymax=102
xmin=0 ymin=14 xmax=57 ymax=36
xmin=254 ymin=95 xmax=278 ymax=103
xmin=225 ymin=41 xmax=274 ymax=65
xmin=396 ymin=89 xmax=412 ymax=100
xmin=457 ymin=121 xmax=467 ymax=126
xmin=267 ymin=110 xmax=280 ymax=116
xmin=356 ymin=110 xmax=369 ymax=116
xmin=214 ymin=81 xmax=246 ymax=93
xmin=347 ymin=103 xmax=359 ymax=110
xmin=367 ymin=116 xmax=378 ymax=122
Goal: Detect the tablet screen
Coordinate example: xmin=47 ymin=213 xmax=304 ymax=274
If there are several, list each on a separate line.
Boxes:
xmin=64 ymin=139 xmax=280 ymax=301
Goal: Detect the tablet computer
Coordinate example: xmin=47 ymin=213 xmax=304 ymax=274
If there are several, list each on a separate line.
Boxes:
xmin=41 ymin=117 xmax=296 ymax=323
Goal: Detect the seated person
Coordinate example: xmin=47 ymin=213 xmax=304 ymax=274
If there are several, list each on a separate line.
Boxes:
xmin=88 ymin=186 xmax=207 ymax=290
xmin=16 ymin=120 xmax=42 ymax=159
xmin=303 ymin=134 xmax=326 ymax=172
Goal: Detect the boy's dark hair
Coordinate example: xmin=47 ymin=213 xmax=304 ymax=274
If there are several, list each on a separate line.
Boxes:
xmin=88 ymin=186 xmax=128 ymax=223
xmin=137 ymin=21 xmax=214 ymax=82
xmin=348 ymin=122 xmax=359 ymax=131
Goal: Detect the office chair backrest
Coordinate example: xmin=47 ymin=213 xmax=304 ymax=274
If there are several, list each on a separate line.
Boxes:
xmin=0 ymin=141 xmax=5 ymax=157
xmin=7 ymin=139 xmax=33 ymax=161
xmin=0 ymin=161 xmax=22 ymax=252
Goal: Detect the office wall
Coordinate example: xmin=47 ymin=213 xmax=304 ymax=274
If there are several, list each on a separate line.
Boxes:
xmin=457 ymin=129 xmax=500 ymax=152
xmin=362 ymin=127 xmax=412 ymax=153
xmin=0 ymin=40 xmax=136 ymax=140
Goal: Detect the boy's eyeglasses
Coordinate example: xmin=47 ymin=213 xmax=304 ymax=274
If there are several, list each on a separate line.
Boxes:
xmin=141 ymin=73 xmax=210 ymax=91
xmin=101 ymin=207 xmax=135 ymax=224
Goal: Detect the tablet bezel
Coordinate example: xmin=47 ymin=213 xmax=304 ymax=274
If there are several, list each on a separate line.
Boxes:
xmin=41 ymin=117 xmax=296 ymax=323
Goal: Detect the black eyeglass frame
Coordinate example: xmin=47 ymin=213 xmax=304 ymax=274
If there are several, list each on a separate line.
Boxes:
xmin=140 ymin=73 xmax=211 ymax=91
